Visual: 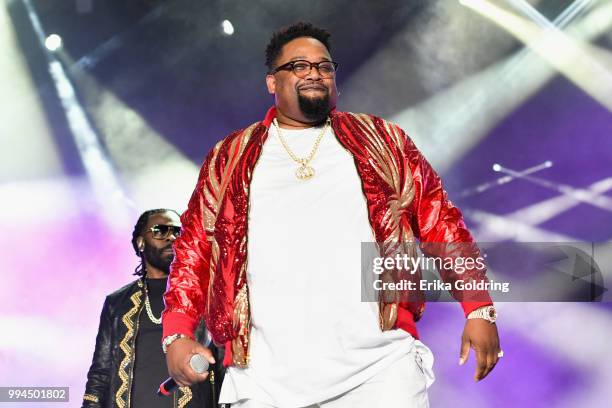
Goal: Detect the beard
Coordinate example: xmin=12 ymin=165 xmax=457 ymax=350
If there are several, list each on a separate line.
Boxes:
xmin=297 ymin=91 xmax=331 ymax=123
xmin=143 ymin=244 xmax=174 ymax=274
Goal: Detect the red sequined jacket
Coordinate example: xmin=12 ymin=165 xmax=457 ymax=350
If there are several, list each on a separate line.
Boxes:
xmin=163 ymin=107 xmax=492 ymax=367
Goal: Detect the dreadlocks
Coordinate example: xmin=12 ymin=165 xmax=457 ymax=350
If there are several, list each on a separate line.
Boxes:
xmin=131 ymin=208 xmax=180 ymax=276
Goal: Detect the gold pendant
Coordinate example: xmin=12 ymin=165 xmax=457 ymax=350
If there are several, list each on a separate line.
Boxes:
xmin=296 ymin=164 xmax=315 ymax=180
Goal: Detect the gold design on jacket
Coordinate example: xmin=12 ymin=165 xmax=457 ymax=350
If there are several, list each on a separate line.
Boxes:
xmin=232 ymin=283 xmax=250 ymax=367
xmin=115 ymin=291 xmax=142 ymax=408
xmin=177 ymin=386 xmax=193 ymax=408
xmin=201 ymin=124 xmax=258 ymax=365
xmin=350 ymin=113 xmax=418 ymax=331
xmin=83 ymin=394 xmax=99 ymax=403
xmin=379 ymin=303 xmax=398 ymax=331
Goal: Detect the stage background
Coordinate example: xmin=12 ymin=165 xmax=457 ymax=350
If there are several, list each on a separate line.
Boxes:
xmin=1 ymin=0 xmax=611 ymax=407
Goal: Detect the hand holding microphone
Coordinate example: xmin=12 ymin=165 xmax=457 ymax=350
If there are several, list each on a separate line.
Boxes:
xmin=162 ymin=337 xmax=216 ymax=392
xmin=158 ymin=354 xmax=210 ymax=396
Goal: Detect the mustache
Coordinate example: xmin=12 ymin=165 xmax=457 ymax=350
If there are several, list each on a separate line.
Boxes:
xmin=297 ymin=81 xmax=328 ymax=91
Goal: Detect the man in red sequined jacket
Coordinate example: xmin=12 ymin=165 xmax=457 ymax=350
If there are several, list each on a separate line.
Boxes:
xmin=162 ymin=22 xmax=501 ymax=407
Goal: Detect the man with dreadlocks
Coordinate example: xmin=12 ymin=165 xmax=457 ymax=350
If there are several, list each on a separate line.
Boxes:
xmin=82 ymin=209 xmax=224 ymax=408
xmin=163 ymin=22 xmax=502 ymax=407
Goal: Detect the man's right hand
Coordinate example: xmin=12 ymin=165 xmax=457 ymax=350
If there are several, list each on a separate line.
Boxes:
xmin=165 ymin=337 xmax=216 ymax=386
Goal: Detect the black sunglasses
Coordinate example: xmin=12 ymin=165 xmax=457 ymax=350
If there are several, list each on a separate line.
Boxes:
xmin=147 ymin=224 xmax=182 ymax=240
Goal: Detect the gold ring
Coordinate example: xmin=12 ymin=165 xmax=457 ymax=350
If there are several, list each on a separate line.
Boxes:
xmin=497 ymin=350 xmax=504 ymax=358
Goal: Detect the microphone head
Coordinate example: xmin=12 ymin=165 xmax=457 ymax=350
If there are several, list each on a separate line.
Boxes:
xmin=189 ymin=354 xmax=209 ymax=374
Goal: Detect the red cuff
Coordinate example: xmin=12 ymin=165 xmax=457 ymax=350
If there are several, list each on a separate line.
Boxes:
xmin=162 ymin=311 xmax=199 ymax=340
xmin=396 ymin=308 xmax=420 ymax=340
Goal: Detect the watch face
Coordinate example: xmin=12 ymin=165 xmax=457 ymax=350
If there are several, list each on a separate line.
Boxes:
xmin=487 ymin=307 xmax=497 ymax=320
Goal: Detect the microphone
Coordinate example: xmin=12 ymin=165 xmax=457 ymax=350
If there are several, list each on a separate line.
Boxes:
xmin=157 ymin=354 xmax=210 ymax=396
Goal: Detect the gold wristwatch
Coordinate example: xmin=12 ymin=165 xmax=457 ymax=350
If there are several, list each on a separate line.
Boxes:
xmin=162 ymin=333 xmax=188 ymax=354
xmin=467 ymin=306 xmax=497 ymax=323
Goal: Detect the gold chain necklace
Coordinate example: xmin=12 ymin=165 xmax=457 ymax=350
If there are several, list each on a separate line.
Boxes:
xmin=144 ymin=285 xmax=162 ymax=325
xmin=273 ymin=118 xmax=329 ymax=180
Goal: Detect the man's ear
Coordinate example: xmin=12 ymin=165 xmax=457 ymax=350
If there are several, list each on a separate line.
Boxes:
xmin=265 ymin=74 xmax=276 ymax=95
xmin=137 ymin=238 xmax=144 ymax=252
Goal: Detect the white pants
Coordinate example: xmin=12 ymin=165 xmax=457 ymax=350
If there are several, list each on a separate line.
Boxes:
xmin=227 ymin=347 xmax=433 ymax=408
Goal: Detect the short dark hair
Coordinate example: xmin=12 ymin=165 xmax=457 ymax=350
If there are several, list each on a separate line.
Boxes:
xmin=265 ymin=22 xmax=332 ymax=71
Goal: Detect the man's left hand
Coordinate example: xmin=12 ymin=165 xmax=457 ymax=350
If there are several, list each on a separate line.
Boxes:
xmin=459 ymin=319 xmax=501 ymax=381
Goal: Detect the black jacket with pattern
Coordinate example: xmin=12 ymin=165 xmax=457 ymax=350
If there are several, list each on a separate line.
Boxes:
xmin=82 ymin=277 xmax=225 ymax=408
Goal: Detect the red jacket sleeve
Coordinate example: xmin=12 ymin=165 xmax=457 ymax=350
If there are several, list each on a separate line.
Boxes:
xmin=404 ymin=131 xmax=493 ymax=316
xmin=162 ymin=151 xmax=215 ymax=339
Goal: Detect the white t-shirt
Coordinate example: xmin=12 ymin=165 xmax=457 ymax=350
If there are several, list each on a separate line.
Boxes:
xmin=219 ymin=123 xmax=415 ymax=407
